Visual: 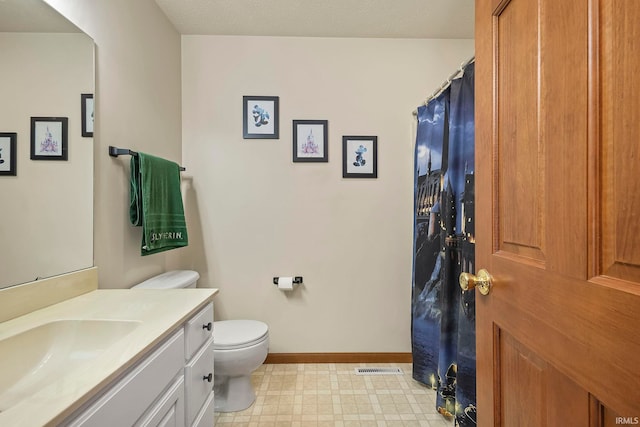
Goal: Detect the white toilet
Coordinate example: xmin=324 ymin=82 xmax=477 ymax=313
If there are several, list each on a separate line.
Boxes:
xmin=213 ymin=319 xmax=269 ymax=412
xmin=131 ymin=270 xmax=269 ymax=413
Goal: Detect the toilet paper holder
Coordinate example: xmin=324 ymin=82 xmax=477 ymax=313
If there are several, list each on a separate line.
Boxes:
xmin=273 ymin=276 xmax=303 ymax=285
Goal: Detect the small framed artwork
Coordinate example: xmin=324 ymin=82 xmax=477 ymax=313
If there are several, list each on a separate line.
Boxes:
xmin=81 ymin=93 xmax=94 ymax=137
xmin=243 ymin=95 xmax=279 ymax=139
xmin=31 ymin=117 xmax=68 ymax=161
xmin=342 ymin=136 xmax=378 ymax=178
xmin=293 ymin=119 xmax=328 ymax=162
xmin=0 ymin=132 xmax=17 ymax=176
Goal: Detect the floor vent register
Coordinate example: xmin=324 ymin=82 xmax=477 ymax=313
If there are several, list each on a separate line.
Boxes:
xmin=354 ymin=367 xmax=403 ymax=375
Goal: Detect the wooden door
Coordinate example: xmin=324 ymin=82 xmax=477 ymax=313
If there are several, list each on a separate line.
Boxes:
xmin=475 ymin=0 xmax=640 ymax=424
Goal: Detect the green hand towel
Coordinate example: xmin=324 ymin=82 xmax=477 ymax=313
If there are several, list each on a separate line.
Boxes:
xmin=130 ymin=152 xmax=188 ymax=255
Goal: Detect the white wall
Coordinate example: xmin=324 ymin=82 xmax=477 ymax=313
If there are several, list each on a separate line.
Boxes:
xmin=181 ymin=36 xmax=474 ymax=353
xmin=44 ymin=0 xmax=185 ymax=288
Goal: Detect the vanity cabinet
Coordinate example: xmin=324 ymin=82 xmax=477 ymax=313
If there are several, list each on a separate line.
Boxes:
xmin=63 ymin=303 xmax=215 ymax=427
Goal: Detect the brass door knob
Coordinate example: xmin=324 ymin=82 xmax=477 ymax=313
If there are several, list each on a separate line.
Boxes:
xmin=459 ymin=269 xmax=493 ymax=296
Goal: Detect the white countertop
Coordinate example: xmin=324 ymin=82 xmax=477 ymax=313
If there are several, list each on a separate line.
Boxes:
xmin=0 ymin=288 xmax=218 ymax=427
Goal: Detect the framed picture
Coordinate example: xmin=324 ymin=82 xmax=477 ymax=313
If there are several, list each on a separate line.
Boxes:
xmin=293 ymin=120 xmax=328 ymax=162
xmin=243 ymin=96 xmax=279 ymax=139
xmin=31 ymin=117 xmax=68 ymax=161
xmin=0 ymin=132 xmax=17 ymax=176
xmin=81 ymin=93 xmax=94 ymax=137
xmin=342 ymin=136 xmax=377 ymax=178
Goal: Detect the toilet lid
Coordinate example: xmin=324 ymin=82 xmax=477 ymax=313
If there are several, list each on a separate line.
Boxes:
xmin=214 ymin=320 xmax=269 ymax=350
xmin=133 ymin=270 xmax=199 ymax=289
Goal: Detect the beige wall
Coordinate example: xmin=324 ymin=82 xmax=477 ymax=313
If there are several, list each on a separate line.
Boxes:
xmin=0 ymin=33 xmax=93 ymax=288
xmin=44 ymin=0 xmax=185 ymax=288
xmin=181 ymin=36 xmax=474 ymax=352
xmin=25 ymin=1 xmax=474 ymax=353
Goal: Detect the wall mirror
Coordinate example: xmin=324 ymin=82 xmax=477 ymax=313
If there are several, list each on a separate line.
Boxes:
xmin=0 ymin=0 xmax=94 ymax=289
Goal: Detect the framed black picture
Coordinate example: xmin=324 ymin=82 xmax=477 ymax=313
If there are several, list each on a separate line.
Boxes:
xmin=342 ymin=136 xmax=377 ymax=178
xmin=0 ymin=132 xmax=17 ymax=176
xmin=243 ymin=96 xmax=279 ymax=139
xmin=293 ymin=119 xmax=328 ymax=162
xmin=30 ymin=117 xmax=68 ymax=161
xmin=81 ymin=93 xmax=94 ymax=137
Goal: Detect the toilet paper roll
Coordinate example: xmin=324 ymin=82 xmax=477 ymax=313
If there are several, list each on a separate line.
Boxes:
xmin=277 ymin=276 xmax=294 ymax=291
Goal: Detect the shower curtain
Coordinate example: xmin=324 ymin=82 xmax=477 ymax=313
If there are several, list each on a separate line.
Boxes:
xmin=411 ymin=62 xmax=476 ymax=427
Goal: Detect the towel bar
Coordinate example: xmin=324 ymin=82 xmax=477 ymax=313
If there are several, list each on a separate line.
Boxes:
xmin=108 ymin=146 xmax=186 ymax=171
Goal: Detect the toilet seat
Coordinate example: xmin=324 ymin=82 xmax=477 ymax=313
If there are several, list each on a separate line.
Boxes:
xmin=214 ymin=320 xmax=269 ymax=350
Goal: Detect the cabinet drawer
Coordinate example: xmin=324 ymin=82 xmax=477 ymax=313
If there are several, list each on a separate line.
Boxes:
xmin=185 ymin=303 xmax=213 ymax=360
xmin=185 ymin=338 xmax=214 ymax=426
xmin=135 ymin=376 xmax=184 ymax=427
xmin=191 ymin=391 xmax=214 ymax=427
xmin=65 ymin=329 xmax=185 ymax=427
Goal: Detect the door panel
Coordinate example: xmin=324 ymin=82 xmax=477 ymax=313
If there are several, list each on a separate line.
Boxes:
xmin=600 ymin=0 xmax=640 ymax=283
xmin=496 ymin=0 xmax=545 ymax=263
xmin=539 ymin=0 xmax=588 ymax=278
xmin=499 ymin=331 xmax=546 ymax=426
xmin=476 ymin=0 xmax=640 ymax=424
xmin=498 ymin=330 xmax=592 ymax=426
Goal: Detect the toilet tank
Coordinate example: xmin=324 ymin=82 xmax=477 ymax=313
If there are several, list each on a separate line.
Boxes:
xmin=132 ymin=270 xmax=200 ymax=289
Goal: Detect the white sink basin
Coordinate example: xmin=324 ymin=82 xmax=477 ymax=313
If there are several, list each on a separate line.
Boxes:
xmin=0 ymin=319 xmax=140 ymax=411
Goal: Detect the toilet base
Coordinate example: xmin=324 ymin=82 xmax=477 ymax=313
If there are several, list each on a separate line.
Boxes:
xmin=213 ymin=374 xmax=256 ymax=412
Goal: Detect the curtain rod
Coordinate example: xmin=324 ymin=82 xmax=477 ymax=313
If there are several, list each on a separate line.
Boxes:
xmin=412 ymin=55 xmax=475 ymax=117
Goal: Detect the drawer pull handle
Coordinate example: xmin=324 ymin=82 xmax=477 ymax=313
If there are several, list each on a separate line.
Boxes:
xmin=203 ymin=373 xmax=213 ymax=382
xmin=202 ymin=322 xmax=212 ymax=331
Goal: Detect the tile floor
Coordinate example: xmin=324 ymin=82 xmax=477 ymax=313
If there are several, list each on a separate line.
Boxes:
xmin=214 ymin=363 xmax=453 ymax=427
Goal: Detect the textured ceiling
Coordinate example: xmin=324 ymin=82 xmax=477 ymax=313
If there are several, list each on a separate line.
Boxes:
xmin=154 ymin=0 xmax=475 ymax=39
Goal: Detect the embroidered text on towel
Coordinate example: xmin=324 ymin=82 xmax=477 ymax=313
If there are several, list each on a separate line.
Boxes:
xmin=150 ymin=231 xmax=184 ymax=243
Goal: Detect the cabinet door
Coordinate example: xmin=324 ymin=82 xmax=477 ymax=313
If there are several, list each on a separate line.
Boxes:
xmin=136 ymin=377 xmax=184 ymax=427
xmin=64 ymin=330 xmax=184 ymax=427
xmin=191 ymin=392 xmax=215 ymax=427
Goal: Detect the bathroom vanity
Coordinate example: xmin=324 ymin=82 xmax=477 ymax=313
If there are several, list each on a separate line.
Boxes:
xmin=0 ymin=279 xmax=218 ymax=427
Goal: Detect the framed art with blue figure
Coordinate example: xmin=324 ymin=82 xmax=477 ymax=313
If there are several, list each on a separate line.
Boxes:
xmin=243 ymin=95 xmax=279 ymax=139
xmin=0 ymin=132 xmax=17 ymax=176
xmin=342 ymin=135 xmax=377 ymax=178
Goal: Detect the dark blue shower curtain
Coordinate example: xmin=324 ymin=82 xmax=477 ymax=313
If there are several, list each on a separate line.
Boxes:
xmin=412 ymin=63 xmax=476 ymax=426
